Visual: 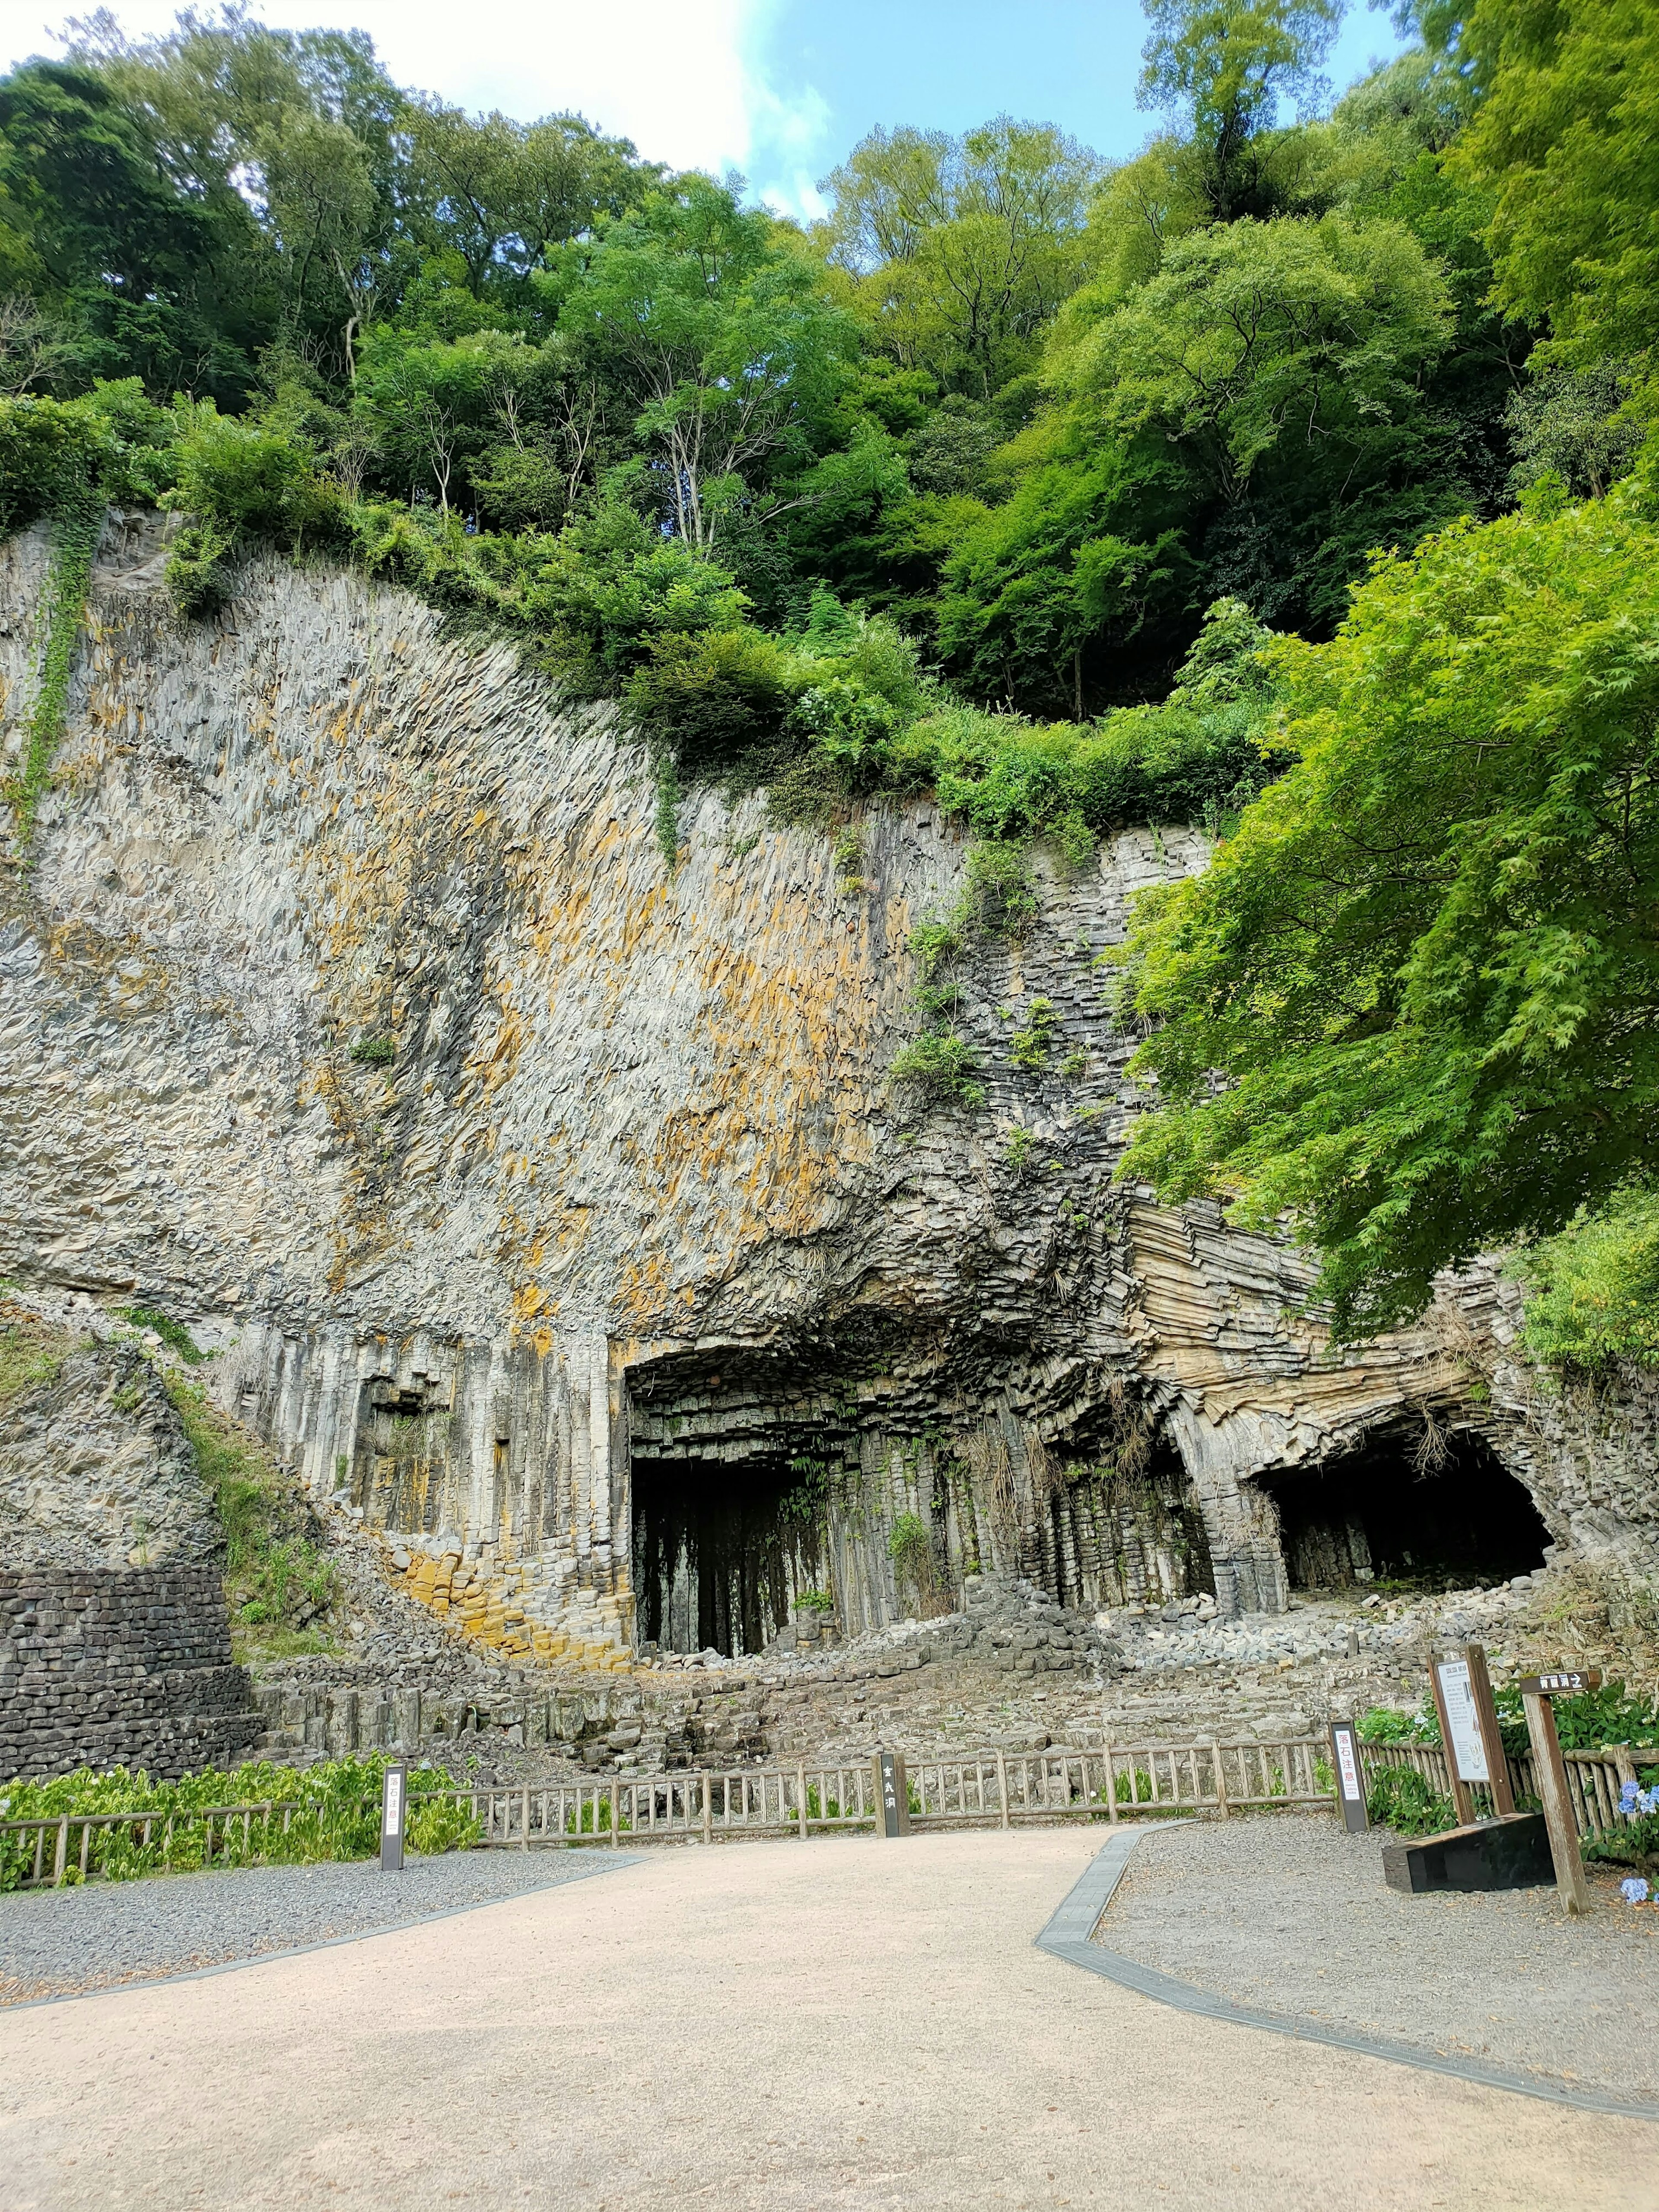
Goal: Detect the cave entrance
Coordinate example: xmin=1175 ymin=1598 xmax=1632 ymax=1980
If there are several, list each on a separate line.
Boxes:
xmin=1256 ymin=1430 xmax=1549 ymax=1595
xmin=631 ymin=1449 xmax=826 ymax=1657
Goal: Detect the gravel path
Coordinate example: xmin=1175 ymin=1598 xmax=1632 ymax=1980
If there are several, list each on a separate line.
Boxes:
xmin=1097 ymin=1813 xmax=1659 ymax=2105
xmin=0 ymin=1847 xmax=638 ymax=2006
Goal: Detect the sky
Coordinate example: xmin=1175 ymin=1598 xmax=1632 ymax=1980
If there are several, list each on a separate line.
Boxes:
xmin=0 ymin=0 xmax=1409 ymax=220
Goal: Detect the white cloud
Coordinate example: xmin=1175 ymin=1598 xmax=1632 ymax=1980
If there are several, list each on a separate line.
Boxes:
xmin=3 ymin=0 xmax=834 ymax=200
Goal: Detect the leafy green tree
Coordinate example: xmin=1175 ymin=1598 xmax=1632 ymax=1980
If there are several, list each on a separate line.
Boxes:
xmin=821 ymin=118 xmax=1103 ymax=395
xmin=1061 ymin=214 xmax=1452 ymax=509
xmin=1138 ymin=0 xmax=1347 ymax=220
xmin=1448 ymin=0 xmax=1659 ymax=375
xmin=0 ymin=59 xmax=261 ymax=399
xmin=1119 ymin=477 xmax=1659 ymax=1335
xmin=548 ymin=176 xmax=857 ymax=554
xmin=404 ymin=103 xmax=650 ymax=297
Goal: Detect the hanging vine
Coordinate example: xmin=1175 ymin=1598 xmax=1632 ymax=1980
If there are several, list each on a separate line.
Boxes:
xmin=5 ymin=478 xmax=104 ymax=853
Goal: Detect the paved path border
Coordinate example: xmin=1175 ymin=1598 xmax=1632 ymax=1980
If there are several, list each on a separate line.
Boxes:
xmin=5 ymin=1851 xmax=642 ymax=2012
xmin=1036 ymin=1821 xmax=1659 ymax=2126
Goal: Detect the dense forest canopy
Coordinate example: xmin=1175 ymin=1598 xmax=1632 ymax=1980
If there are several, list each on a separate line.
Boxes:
xmin=2 ymin=0 xmax=1657 ymax=1361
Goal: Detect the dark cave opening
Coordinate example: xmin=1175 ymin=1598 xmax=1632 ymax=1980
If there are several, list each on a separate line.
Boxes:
xmin=631 ymin=1450 xmax=826 ymax=1658
xmin=1257 ymin=1430 xmax=1551 ymax=1593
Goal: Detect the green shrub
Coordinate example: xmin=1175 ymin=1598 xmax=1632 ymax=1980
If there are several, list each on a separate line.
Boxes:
xmin=963 ymin=840 xmax=1038 ymax=937
xmin=1515 ymin=1186 xmax=1659 ymax=1374
xmin=1009 ymin=995 xmax=1059 ymax=1068
xmin=888 ymin=1033 xmax=985 ymax=1110
xmin=0 ymin=1755 xmax=478 ymax=1890
xmin=168 ymin=401 xmax=342 ymax=546
xmin=117 ymin=1305 xmax=203 ymax=1363
xmin=887 ymin=1510 xmax=933 ymax=1587
xmin=349 ymin=1036 xmax=397 ymax=1065
xmin=1366 ymin=1764 xmax=1453 ymax=1836
xmin=626 ymin=625 xmax=795 ymax=772
xmin=162 ymin=1376 xmax=338 ymax=1655
xmin=163 ymin=517 xmax=237 ymax=617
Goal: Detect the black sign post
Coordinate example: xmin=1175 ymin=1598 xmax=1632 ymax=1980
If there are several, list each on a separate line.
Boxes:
xmin=380 ymin=1761 xmax=407 ymax=1873
xmin=874 ymin=1749 xmax=911 ymax=1839
xmin=1330 ymin=1721 xmax=1369 ymax=1833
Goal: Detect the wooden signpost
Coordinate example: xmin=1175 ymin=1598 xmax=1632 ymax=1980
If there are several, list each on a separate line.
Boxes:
xmin=1430 ymin=1645 xmax=1517 ymax=1823
xmin=1382 ymin=1643 xmax=1555 ymax=1896
xmin=1519 ymin=1671 xmax=1596 ymax=1917
xmin=874 ymin=1750 xmax=911 ymax=1839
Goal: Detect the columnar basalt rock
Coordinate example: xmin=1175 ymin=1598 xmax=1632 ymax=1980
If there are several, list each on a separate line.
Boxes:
xmin=0 ymin=521 xmax=1643 ymax=1686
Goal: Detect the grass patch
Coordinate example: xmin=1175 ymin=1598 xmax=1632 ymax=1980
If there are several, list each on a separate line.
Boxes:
xmin=117 ymin=1304 xmax=205 ymax=1363
xmin=161 ymin=1376 xmax=339 ymax=1658
xmin=0 ymin=1307 xmax=74 ymax=1410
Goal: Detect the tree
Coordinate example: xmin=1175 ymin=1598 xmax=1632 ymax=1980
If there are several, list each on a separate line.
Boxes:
xmin=404 ymin=102 xmax=651 ymax=297
xmin=355 ymin=328 xmax=530 ymax=510
xmin=1138 ymin=0 xmax=1348 ymax=221
xmin=1118 ymin=477 xmax=1659 ymax=1335
xmin=1447 ymin=0 xmax=1659 ymax=376
xmin=551 ymin=177 xmax=856 ymax=554
xmin=0 ymin=57 xmax=260 ymax=397
xmin=820 ymin=118 xmax=1103 ymax=394
xmin=1062 ymin=214 xmax=1452 ymax=505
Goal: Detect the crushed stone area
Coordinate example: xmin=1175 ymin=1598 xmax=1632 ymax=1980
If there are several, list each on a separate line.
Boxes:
xmin=0 ymin=1847 xmax=636 ymax=2007
xmin=1096 ymin=1812 xmax=1659 ymax=2104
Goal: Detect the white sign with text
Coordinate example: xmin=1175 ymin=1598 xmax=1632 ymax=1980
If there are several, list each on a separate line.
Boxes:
xmin=1437 ymin=1658 xmax=1491 ymax=1783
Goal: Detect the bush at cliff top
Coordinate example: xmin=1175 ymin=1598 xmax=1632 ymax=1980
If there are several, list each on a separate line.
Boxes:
xmin=0 ymin=1755 xmax=480 ymax=1890
xmin=1514 ymin=1185 xmax=1659 ymax=1375
xmin=1119 ymin=477 xmax=1659 ymax=1338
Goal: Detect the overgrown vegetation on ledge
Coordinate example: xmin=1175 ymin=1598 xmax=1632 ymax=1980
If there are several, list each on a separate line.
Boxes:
xmin=160 ymin=1376 xmax=340 ymax=1660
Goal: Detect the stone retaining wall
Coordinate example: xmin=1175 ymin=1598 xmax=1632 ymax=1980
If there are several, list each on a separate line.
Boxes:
xmin=0 ymin=1566 xmax=262 ymax=1780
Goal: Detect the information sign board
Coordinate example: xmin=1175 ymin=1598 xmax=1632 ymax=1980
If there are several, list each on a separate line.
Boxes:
xmin=380 ymin=1761 xmax=407 ymax=1873
xmin=1330 ymin=1721 xmax=1369 ymax=1834
xmin=1435 ymin=1657 xmax=1490 ymax=1784
xmin=1519 ymin=1670 xmax=1600 ymax=1697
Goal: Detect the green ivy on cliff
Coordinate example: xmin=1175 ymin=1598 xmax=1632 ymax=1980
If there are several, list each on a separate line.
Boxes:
xmin=3 ymin=477 xmax=101 ymax=851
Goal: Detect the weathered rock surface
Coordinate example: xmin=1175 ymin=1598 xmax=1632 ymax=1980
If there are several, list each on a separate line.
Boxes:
xmin=0 ymin=516 xmax=1650 ymax=1709
xmin=0 ymin=1315 xmax=260 ymax=1778
xmin=0 ymin=1338 xmax=218 ymax=1571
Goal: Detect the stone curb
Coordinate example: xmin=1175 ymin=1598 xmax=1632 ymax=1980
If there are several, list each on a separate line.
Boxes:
xmin=1036 ymin=1822 xmax=1659 ymax=2126
xmin=3 ymin=1850 xmax=643 ymax=2012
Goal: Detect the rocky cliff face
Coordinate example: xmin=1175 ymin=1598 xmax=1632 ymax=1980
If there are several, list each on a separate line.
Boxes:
xmin=0 ymin=517 xmax=1649 ymax=1668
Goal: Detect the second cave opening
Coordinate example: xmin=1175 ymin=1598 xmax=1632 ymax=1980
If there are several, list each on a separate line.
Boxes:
xmin=1257 ymin=1428 xmax=1550 ymax=1594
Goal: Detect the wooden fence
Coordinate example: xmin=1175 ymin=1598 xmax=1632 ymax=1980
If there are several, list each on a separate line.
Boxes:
xmin=1356 ymin=1738 xmax=1647 ymax=1843
xmin=3 ymin=1735 xmax=1650 ymax=1889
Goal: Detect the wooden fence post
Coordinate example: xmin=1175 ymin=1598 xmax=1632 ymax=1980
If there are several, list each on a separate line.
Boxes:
xmin=1523 ymin=1690 xmax=1592 ymax=1916
xmin=797 ymin=1762 xmax=808 ymax=1840
xmin=1210 ymin=1742 xmax=1228 ymax=1819
xmin=996 ymin=1749 xmax=1009 ymax=1830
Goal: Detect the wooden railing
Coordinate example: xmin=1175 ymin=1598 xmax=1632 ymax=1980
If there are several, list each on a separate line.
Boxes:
xmin=6 ymin=1736 xmax=1649 ymax=1888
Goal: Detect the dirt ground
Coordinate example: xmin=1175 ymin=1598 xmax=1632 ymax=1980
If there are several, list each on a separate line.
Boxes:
xmin=1 ymin=1828 xmax=1653 ymax=2212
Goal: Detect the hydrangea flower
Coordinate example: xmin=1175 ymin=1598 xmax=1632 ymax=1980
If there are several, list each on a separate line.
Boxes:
xmin=1621 ymin=1877 xmax=1650 ymax=1904
xmin=1620 ymin=1780 xmax=1659 ymax=1818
